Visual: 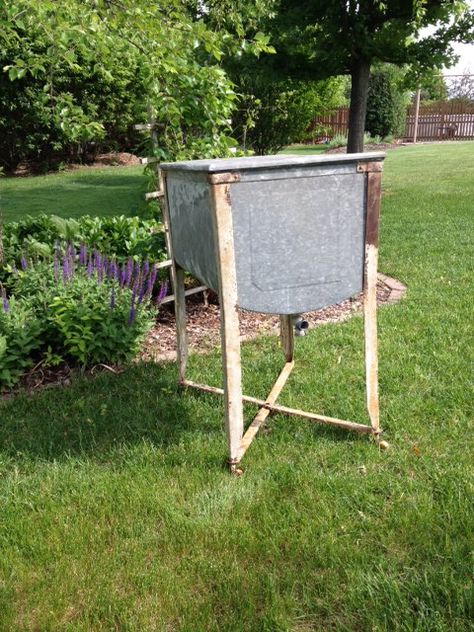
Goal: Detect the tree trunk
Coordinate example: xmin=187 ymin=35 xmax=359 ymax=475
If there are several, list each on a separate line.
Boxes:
xmin=347 ymin=58 xmax=371 ymax=154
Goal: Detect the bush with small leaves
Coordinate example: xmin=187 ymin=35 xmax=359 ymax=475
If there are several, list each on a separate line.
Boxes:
xmin=0 ymin=295 xmax=44 ymax=387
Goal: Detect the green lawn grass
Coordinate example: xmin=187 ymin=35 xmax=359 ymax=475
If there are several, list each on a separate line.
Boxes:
xmin=0 ymin=149 xmax=328 ymax=224
xmin=0 ymin=165 xmax=149 ymax=222
xmin=0 ymin=142 xmax=473 ymax=631
xmin=280 ymin=143 xmax=329 ymax=155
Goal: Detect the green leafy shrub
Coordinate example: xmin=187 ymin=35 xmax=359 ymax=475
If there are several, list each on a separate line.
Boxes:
xmin=327 ymin=133 xmax=348 ymax=149
xmin=77 ymin=216 xmax=166 ymax=261
xmin=0 ymin=296 xmax=44 ymax=387
xmin=229 ymin=61 xmax=347 ymax=155
xmin=2 ymin=0 xmax=272 ymax=172
xmin=326 ymin=132 xmax=384 ymax=149
xmin=365 ymin=65 xmax=410 ymax=139
xmin=47 ymin=277 xmax=153 ymax=368
xmin=0 ymin=1 xmax=146 ymax=172
xmin=1 ymin=214 xmax=166 ymax=287
xmin=1 ymin=248 xmax=161 ymax=388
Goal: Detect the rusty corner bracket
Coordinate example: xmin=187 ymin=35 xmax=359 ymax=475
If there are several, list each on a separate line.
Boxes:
xmin=207 ymin=172 xmax=241 ymax=185
xmin=357 ymin=161 xmax=384 ymax=173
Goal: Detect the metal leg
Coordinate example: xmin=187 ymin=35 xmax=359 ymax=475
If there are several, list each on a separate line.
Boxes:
xmin=279 ymin=315 xmax=294 ymax=362
xmin=220 ymin=302 xmax=244 ymax=471
xmin=175 ymin=265 xmax=188 ymax=384
xmin=363 ymin=167 xmax=388 ymax=448
xmin=209 ymin=177 xmax=244 ymax=467
xmin=363 ymin=241 xmax=380 ymax=435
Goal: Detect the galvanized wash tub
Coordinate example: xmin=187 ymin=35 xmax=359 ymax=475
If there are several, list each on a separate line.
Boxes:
xmin=161 ymin=152 xmax=385 ymax=315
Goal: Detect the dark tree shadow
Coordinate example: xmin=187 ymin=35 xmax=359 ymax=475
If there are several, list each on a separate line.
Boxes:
xmin=0 ymin=362 xmax=198 ymax=462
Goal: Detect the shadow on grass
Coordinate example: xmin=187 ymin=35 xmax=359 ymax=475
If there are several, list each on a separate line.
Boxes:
xmin=0 ymin=362 xmax=199 ymax=462
xmin=65 ymin=173 xmax=148 ymax=188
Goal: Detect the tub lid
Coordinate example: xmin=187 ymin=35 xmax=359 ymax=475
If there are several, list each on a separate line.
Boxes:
xmin=161 ymin=151 xmax=385 ymax=173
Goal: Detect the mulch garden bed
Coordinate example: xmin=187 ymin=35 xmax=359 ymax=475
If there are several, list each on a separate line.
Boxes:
xmin=139 ymin=273 xmax=406 ymax=363
xmin=3 ymin=274 xmax=405 ymax=400
xmin=11 ymin=152 xmax=140 ymax=177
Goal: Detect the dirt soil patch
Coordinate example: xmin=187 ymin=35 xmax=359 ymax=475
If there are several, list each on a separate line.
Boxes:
xmin=12 ymin=152 xmax=140 ymax=177
xmin=139 ymin=274 xmax=406 ymax=363
xmin=323 ymin=141 xmax=405 ymax=154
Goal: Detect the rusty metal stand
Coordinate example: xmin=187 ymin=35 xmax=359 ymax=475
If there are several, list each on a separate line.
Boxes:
xmin=165 ymin=163 xmax=388 ymax=473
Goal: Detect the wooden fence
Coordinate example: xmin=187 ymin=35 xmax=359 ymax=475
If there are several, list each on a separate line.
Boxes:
xmin=307 ymin=108 xmax=349 ymax=141
xmin=403 ymin=100 xmax=474 ymax=141
xmin=309 ymin=101 xmax=474 ymax=142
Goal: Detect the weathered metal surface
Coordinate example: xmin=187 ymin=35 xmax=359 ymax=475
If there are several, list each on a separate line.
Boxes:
xmin=230 ymin=170 xmax=365 ymax=313
xmin=162 ymin=152 xmax=384 ymax=173
xmin=159 ymin=284 xmax=207 ymax=305
xmin=356 ymin=160 xmax=383 ymax=173
xmin=162 ymin=153 xmax=385 ymax=315
xmin=160 ymin=173 xmax=178 ymax=310
xmin=365 ymin=171 xmax=382 ymax=247
xmin=165 ymin=172 xmax=219 ymax=291
xmin=207 ymin=172 xmax=241 ymax=185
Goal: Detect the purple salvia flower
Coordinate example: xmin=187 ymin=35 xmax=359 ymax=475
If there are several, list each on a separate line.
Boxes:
xmin=53 ymin=251 xmax=59 ymax=282
xmin=132 ymin=269 xmax=141 ymax=294
xmin=109 ymin=286 xmax=115 ymax=310
xmin=68 ymin=255 xmax=75 ymax=280
xmin=125 ymin=257 xmax=133 ymax=287
xmin=134 ymin=261 xmax=142 ymax=282
xmin=87 ymin=255 xmax=94 ymax=278
xmin=62 ymin=255 xmax=69 ymax=283
xmin=128 ymin=290 xmax=137 ymax=326
xmin=157 ymin=281 xmax=168 ymax=304
xmin=20 ymin=255 xmax=28 ymax=270
xmin=1 ymin=288 xmax=9 ymax=313
xmin=120 ymin=265 xmax=127 ymax=287
xmin=97 ymin=254 xmax=104 ymax=283
xmin=95 ymin=250 xmax=102 ymax=272
xmin=137 ymin=282 xmax=146 ymax=305
xmin=147 ymin=263 xmax=158 ymax=295
xmin=79 ymin=243 xmax=87 ymax=266
xmin=143 ymin=259 xmax=150 ymax=279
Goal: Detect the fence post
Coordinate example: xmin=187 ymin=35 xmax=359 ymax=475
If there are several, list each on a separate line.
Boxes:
xmin=413 ymin=88 xmax=421 ymax=143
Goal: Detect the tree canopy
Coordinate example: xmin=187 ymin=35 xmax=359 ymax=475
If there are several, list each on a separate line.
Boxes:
xmin=266 ymin=0 xmax=474 ymax=151
xmin=0 ymin=0 xmax=274 ymax=171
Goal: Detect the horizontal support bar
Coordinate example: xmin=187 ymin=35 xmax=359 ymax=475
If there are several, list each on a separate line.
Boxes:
xmin=160 ymin=285 xmax=208 ymax=305
xmin=145 ymin=190 xmax=164 ymax=200
xmin=182 ymin=379 xmax=373 ymax=435
xmin=134 ymin=123 xmax=158 ymax=131
xmin=139 ymin=156 xmax=160 ymax=165
xmin=155 ymin=259 xmax=172 ymax=269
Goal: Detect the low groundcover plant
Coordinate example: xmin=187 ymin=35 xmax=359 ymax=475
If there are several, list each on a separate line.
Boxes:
xmin=0 ymin=244 xmax=166 ymax=388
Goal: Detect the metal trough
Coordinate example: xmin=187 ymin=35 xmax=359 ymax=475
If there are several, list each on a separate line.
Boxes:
xmin=161 ymin=152 xmax=385 ymax=314
xmin=160 ymin=152 xmax=387 ymax=471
